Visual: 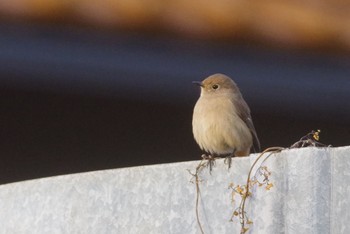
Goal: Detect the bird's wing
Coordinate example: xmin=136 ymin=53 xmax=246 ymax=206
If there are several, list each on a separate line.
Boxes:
xmin=234 ymin=98 xmax=261 ymax=153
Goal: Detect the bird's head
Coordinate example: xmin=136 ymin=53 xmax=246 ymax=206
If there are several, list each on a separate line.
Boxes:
xmin=193 ymin=73 xmax=240 ymax=97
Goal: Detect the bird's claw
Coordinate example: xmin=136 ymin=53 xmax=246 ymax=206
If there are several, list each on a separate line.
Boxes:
xmin=201 ymin=154 xmax=216 ymax=173
xmin=224 ymin=155 xmax=232 ymax=169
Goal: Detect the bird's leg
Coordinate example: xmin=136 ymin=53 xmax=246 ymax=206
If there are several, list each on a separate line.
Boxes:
xmin=224 ymin=155 xmax=232 ymax=169
xmin=224 ymin=150 xmax=235 ymax=169
xmin=201 ymin=154 xmax=216 ymax=173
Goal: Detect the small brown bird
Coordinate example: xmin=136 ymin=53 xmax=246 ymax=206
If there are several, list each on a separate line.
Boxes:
xmin=192 ymin=73 xmax=260 ymax=165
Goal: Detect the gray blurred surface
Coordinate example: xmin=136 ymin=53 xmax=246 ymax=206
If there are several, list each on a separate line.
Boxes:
xmin=0 ymin=147 xmax=349 ymax=233
xmin=0 ymin=23 xmax=349 ymax=184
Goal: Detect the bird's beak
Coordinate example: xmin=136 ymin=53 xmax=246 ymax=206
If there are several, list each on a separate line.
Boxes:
xmin=192 ymin=81 xmax=203 ymax=87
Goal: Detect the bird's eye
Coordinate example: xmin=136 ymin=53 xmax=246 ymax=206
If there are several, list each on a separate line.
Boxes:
xmin=212 ymin=84 xmax=219 ymax=90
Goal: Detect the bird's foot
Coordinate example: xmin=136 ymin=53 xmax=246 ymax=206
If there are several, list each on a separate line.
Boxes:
xmin=224 ymin=154 xmax=233 ymax=169
xmin=201 ymin=154 xmax=216 ymax=173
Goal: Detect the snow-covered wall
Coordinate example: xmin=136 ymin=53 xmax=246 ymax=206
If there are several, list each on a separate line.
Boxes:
xmin=1 ymin=146 xmax=349 ymax=233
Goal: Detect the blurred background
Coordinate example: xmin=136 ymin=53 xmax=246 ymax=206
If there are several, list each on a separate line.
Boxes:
xmin=0 ymin=0 xmax=349 ymax=184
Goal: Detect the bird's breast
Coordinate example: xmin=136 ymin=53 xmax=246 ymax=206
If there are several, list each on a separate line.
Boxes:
xmin=192 ymin=96 xmax=252 ymax=155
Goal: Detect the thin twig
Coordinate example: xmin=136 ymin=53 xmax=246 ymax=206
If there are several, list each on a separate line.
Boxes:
xmin=290 ymin=130 xmax=331 ymax=148
xmin=188 ymin=159 xmax=207 ymax=234
xmin=240 ymin=147 xmax=284 ymax=231
xmin=231 ymin=130 xmax=330 ymax=233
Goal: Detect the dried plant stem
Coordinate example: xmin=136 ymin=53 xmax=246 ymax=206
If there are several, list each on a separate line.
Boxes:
xmin=240 ymin=147 xmax=284 ymax=231
xmin=190 ymin=159 xmax=207 ymax=234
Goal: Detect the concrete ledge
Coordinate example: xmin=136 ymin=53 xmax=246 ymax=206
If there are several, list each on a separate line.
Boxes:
xmin=1 ymin=146 xmax=349 ymax=233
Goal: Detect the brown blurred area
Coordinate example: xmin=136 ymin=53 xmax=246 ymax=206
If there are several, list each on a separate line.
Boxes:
xmin=1 ymin=0 xmax=350 ymax=52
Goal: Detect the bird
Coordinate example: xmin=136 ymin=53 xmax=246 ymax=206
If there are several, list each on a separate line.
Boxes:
xmin=192 ymin=73 xmax=260 ymax=167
